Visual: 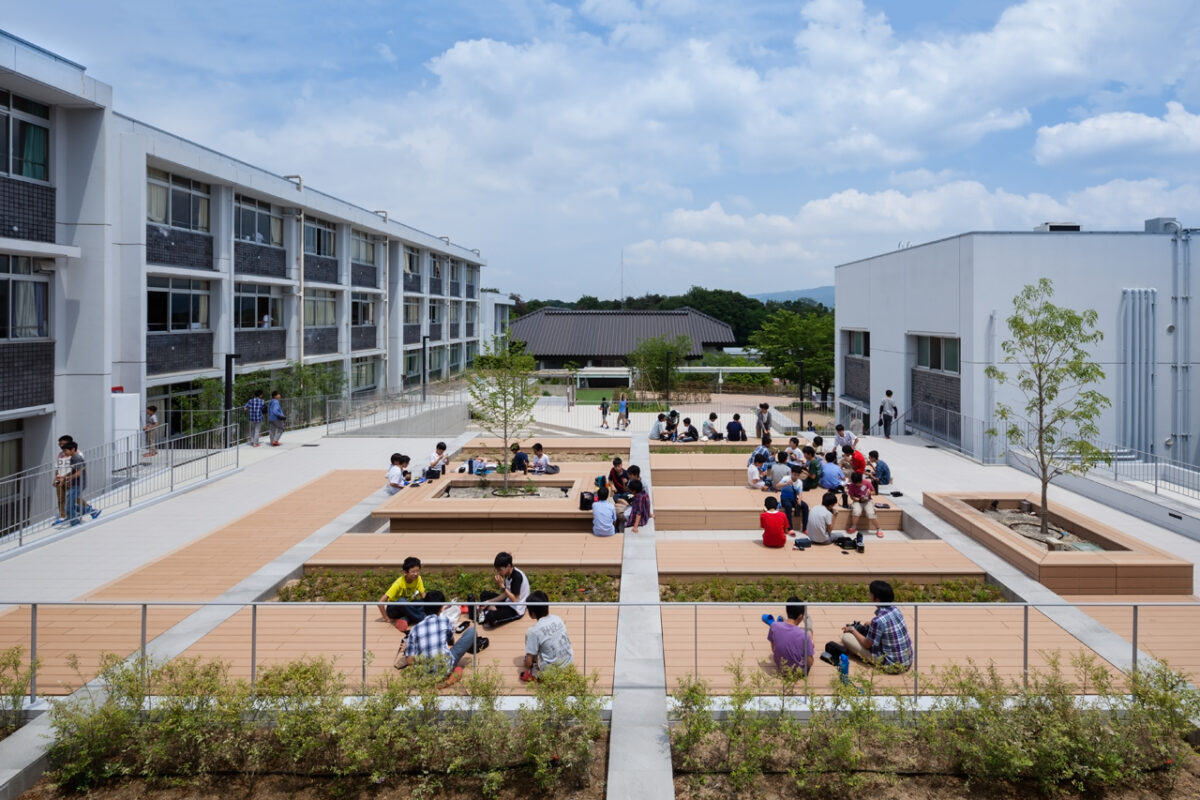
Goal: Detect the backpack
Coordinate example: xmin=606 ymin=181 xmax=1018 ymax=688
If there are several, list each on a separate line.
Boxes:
xmin=579 ymin=491 xmax=595 ymax=511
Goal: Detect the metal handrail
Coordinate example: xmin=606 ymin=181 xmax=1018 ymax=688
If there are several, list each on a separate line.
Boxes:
xmin=5 ymin=598 xmax=1189 ymax=700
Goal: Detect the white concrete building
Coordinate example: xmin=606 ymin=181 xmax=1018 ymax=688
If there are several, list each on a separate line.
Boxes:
xmin=0 ymin=31 xmax=487 ymax=476
xmin=834 ymin=220 xmax=1198 ymax=467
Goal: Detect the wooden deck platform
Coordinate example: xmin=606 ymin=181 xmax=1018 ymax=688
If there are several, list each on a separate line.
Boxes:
xmin=306 ymin=533 xmax=624 ymax=573
xmin=653 ymin=485 xmax=902 ymax=531
xmin=657 ymin=539 xmax=984 ymax=583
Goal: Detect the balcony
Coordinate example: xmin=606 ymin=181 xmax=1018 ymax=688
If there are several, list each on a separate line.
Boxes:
xmin=403 ymin=324 xmax=421 ymax=345
xmin=428 ymin=325 xmax=443 ymax=342
xmin=234 ymin=329 xmax=286 ymax=364
xmin=449 ymin=323 xmax=460 ymax=339
xmin=465 ymin=322 xmax=475 ymax=337
xmin=351 ymin=262 xmax=377 ymax=287
xmin=304 ymin=327 xmax=338 ymax=355
xmin=449 ymin=281 xmax=461 ymax=296
xmin=351 ymin=325 xmax=377 ymax=351
xmin=146 ymin=225 xmax=214 ymax=270
xmin=147 ymin=331 xmax=214 ymax=375
xmin=0 ymin=340 xmax=54 ymax=410
xmin=403 ymin=272 xmax=422 ymax=293
xmin=234 ymin=241 xmax=287 ymax=278
xmin=304 ymin=255 xmax=338 ymax=284
xmin=0 ymin=177 xmax=55 ymax=243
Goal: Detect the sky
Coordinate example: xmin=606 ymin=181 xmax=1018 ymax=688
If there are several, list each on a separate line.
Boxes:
xmin=8 ymin=0 xmax=1200 ymax=299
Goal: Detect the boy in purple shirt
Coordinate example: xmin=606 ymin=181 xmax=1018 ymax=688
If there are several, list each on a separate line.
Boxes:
xmin=763 ymin=597 xmax=814 ymax=675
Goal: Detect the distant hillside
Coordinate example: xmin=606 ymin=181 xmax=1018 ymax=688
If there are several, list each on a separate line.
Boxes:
xmin=751 ymin=285 xmax=835 ymax=307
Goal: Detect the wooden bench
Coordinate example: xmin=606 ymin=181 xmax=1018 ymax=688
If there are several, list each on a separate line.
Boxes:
xmin=653 ymin=486 xmax=903 ymax=531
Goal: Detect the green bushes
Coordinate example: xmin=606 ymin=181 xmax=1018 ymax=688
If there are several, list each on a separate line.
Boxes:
xmin=659 ymin=577 xmax=1005 ymax=603
xmin=0 ymin=645 xmax=37 ymax=734
xmin=278 ymin=568 xmax=620 ymax=603
xmin=47 ymin=654 xmax=606 ymax=794
xmin=670 ymin=653 xmax=1200 ymax=795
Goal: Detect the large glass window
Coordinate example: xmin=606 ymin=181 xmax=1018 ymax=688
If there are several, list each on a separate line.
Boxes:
xmin=404 ymin=247 xmax=421 ymax=274
xmin=303 ymin=289 xmax=336 ymax=327
xmin=0 ymin=91 xmax=50 ymax=181
xmin=351 ymin=356 xmax=378 ymax=392
xmin=234 ymin=283 xmax=282 ymax=329
xmin=450 ymin=261 xmax=462 ymax=281
xmin=404 ymin=352 xmax=420 ymax=379
xmin=847 ymin=330 xmax=870 ymax=357
xmin=449 ymin=301 xmax=461 ymax=324
xmin=431 ymin=255 xmax=443 ymax=279
xmin=429 ymin=301 xmax=442 ymax=325
xmin=235 ymin=195 xmax=283 ymax=246
xmin=351 ymin=230 xmax=376 ymax=265
xmin=350 ymin=293 xmax=375 ymax=326
xmin=0 ymin=255 xmax=50 ymax=338
xmin=916 ymin=336 xmax=960 ymax=374
xmin=147 ymin=277 xmax=210 ymax=332
xmin=403 ymin=298 xmax=420 ymax=324
xmin=147 ymin=168 xmax=210 ymax=232
xmin=465 ymin=304 xmax=477 ymax=324
xmin=304 ymin=217 xmax=336 ymax=257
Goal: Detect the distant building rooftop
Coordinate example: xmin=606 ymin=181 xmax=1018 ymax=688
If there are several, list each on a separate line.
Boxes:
xmin=509 ymin=307 xmax=735 ymax=358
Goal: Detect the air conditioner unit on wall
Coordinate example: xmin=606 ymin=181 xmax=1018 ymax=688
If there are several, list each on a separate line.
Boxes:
xmin=1144 ymin=217 xmax=1179 ymax=234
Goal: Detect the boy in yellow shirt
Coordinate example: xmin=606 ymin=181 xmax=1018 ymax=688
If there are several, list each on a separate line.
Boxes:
xmin=377 ymin=556 xmax=427 ymax=633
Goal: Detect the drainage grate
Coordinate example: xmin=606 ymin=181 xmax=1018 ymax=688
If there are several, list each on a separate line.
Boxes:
xmin=301 ymin=443 xmax=321 ymax=447
xmin=924 ymin=445 xmax=939 ymax=449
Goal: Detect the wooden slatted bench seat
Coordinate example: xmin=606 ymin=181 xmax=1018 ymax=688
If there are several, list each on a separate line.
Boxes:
xmin=653 ymin=486 xmax=903 ymax=531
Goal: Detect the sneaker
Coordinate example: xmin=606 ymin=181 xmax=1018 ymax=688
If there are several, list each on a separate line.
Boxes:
xmin=90 ymin=508 xmax=102 ymax=521
xmin=875 ymin=530 xmax=884 ymax=538
xmin=69 ymin=520 xmax=81 ymax=527
xmin=52 ymin=517 xmax=66 ymax=526
xmin=519 ymin=669 xmax=535 ymax=683
xmin=393 ymin=619 xmax=409 ymax=633
xmin=474 ymin=636 xmax=490 ymax=652
xmin=454 ymin=619 xmax=471 ymax=634
xmin=439 ymin=666 xmax=464 ymax=689
xmin=819 ymin=650 xmax=837 ymax=666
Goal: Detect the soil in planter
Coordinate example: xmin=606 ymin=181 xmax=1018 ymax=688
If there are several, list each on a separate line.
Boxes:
xmin=983 ymin=508 xmax=1105 ymax=552
xmin=440 ymin=486 xmax=574 ymax=499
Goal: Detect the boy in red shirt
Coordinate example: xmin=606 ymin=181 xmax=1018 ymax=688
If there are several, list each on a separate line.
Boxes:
xmin=846 ymin=471 xmax=883 ymax=538
xmin=760 ymin=496 xmax=791 ymax=548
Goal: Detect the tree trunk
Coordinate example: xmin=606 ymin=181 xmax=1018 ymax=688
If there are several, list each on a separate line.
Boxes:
xmin=1040 ymin=476 xmax=1050 ymax=538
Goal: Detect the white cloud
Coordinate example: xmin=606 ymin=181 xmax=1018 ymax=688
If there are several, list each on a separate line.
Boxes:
xmin=1035 ymin=102 xmax=1200 ymax=163
xmin=375 ymin=43 xmax=397 ymax=63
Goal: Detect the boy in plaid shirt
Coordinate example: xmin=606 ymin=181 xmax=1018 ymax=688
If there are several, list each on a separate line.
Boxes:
xmin=244 ymin=390 xmax=266 ymax=447
xmin=400 ymin=590 xmax=483 ymax=687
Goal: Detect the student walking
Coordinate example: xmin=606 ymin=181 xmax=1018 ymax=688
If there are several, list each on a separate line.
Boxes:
xmin=599 ymin=397 xmax=610 ymax=428
xmin=244 ymin=389 xmax=266 ymax=447
xmin=61 ymin=442 xmax=100 ymax=526
xmin=879 ymin=389 xmax=898 ymax=439
xmin=267 ymin=391 xmax=285 ymax=446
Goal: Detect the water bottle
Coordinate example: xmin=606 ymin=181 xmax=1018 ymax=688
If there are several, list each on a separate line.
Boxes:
xmin=838 ymin=653 xmax=850 ymax=684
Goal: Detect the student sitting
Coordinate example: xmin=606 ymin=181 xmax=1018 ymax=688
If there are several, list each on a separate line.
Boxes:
xmin=626 ymin=479 xmax=653 ymax=533
xmin=800 ymin=446 xmax=823 ymax=491
xmin=747 ymin=435 xmax=772 ymax=466
xmin=768 ymin=451 xmax=792 ymax=490
xmin=868 ymin=450 xmax=891 ymax=491
xmin=649 ymin=413 xmax=670 ymax=441
xmin=785 ymin=437 xmax=805 ymax=466
xmin=664 ymin=411 xmax=680 ymax=441
xmin=747 ymin=453 xmax=770 ymax=491
xmin=726 ymin=413 xmax=747 ymax=442
xmin=678 ymin=417 xmax=699 ymax=442
xmin=819 ymin=451 xmax=848 ymax=506
xmin=477 ymin=552 xmax=530 ymax=629
xmin=833 ymin=424 xmax=858 ymax=451
xmin=427 ymin=441 xmax=449 ymax=477
xmin=764 ymin=597 xmax=815 ymax=675
xmin=510 ymin=442 xmax=529 ymax=474
xmin=840 ymin=444 xmax=866 ymax=475
xmin=531 ymin=443 xmax=557 ymax=473
xmin=847 ymin=471 xmax=883 ymax=538
xmin=592 ymin=486 xmax=623 ymax=536
xmin=760 ymin=496 xmax=791 ymax=548
xmin=384 ymin=453 xmax=410 ymax=494
xmin=609 ymin=457 xmax=630 ymax=498
xmin=702 ymin=412 xmax=723 ymax=441
xmin=811 ymin=435 xmax=825 ymax=456
xmin=803 ymin=492 xmax=852 ymax=548
xmin=377 ymin=556 xmax=426 ymax=632
xmin=399 ymin=590 xmax=483 ymax=688
xmin=520 ymin=591 xmax=574 ymax=682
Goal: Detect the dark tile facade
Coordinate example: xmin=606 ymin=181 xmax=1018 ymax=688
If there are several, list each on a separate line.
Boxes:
xmin=403 ymin=273 xmax=421 ymax=293
xmin=429 ymin=277 xmax=444 ymax=296
xmin=351 ymin=326 xmax=376 ymax=351
xmin=304 ymin=327 xmax=338 ymax=355
xmin=449 ymin=281 xmax=461 ymax=296
xmin=843 ymin=356 xmax=870 ymax=402
xmin=449 ymin=323 xmax=460 ymax=339
xmin=404 ymin=324 xmax=421 ymax=345
xmin=351 ymin=263 xmax=377 ymax=287
xmin=235 ymin=329 xmax=286 ymax=364
xmin=428 ymin=326 xmax=442 ymax=342
xmin=466 ymin=284 xmax=477 ymax=298
xmin=146 ymin=225 xmax=214 ymax=269
xmin=234 ymin=241 xmax=287 ymax=278
xmin=147 ymin=332 xmax=214 ymax=375
xmin=465 ymin=323 xmax=475 ymax=337
xmin=0 ymin=341 xmax=54 ymax=410
xmin=304 ymin=254 xmax=338 ymax=283
xmin=910 ymin=368 xmax=961 ymax=414
xmin=0 ymin=177 xmax=55 ymax=243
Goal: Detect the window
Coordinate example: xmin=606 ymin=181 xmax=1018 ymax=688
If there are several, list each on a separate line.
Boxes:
xmin=404 ymin=247 xmax=421 ymax=274
xmin=235 ymin=195 xmax=282 ymax=247
xmin=303 ymin=289 xmax=336 ymax=327
xmin=404 ymin=298 xmax=420 ymax=324
xmin=147 ymin=277 xmax=210 ymax=332
xmin=847 ymin=330 xmax=870 ymax=357
xmin=304 ymin=217 xmax=336 ymax=257
xmin=431 ymin=255 xmax=442 ymax=279
xmin=147 ymin=168 xmax=211 ymax=232
xmin=405 ymin=352 xmax=420 ymax=379
xmin=465 ymin=341 xmax=477 ymax=367
xmin=234 ymin=283 xmax=282 ymax=329
xmin=449 ymin=301 xmax=461 ymax=323
xmin=0 ymin=90 xmax=50 ymax=181
xmin=351 ymin=293 xmax=375 ymax=326
xmin=0 ymin=255 xmax=50 ymax=338
xmin=351 ymin=230 xmax=376 ymax=265
xmin=449 ymin=344 xmax=462 ymax=371
xmin=429 ymin=301 xmax=442 ymax=325
xmin=351 ymin=356 xmax=377 ymax=392
xmin=465 ymin=304 xmax=477 ymax=324
xmin=450 ymin=261 xmax=462 ymax=281
xmin=429 ymin=347 xmax=444 ymax=370
xmin=916 ymin=336 xmax=960 ymax=374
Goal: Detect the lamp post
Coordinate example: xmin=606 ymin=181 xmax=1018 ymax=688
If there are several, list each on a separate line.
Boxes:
xmin=794 ymin=355 xmax=805 ymax=433
xmin=224 ymin=352 xmax=241 ymax=448
xmin=665 ymin=352 xmax=672 ymax=404
xmin=421 ymin=334 xmax=429 ymax=403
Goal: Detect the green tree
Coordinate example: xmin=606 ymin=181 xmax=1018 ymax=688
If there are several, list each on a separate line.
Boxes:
xmin=985 ymin=279 xmax=1112 ymax=537
xmin=469 ymin=338 xmax=538 ymax=489
xmin=748 ymin=309 xmax=835 ymax=399
xmin=627 ymin=334 xmax=692 ymax=399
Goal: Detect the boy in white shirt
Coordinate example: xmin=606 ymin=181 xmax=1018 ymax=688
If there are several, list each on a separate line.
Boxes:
xmin=520 ymin=591 xmax=574 ymax=681
xmin=385 ymin=453 xmax=410 ymax=494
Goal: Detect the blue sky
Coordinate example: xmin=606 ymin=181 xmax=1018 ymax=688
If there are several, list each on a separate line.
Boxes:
xmin=8 ymin=0 xmax=1200 ymax=298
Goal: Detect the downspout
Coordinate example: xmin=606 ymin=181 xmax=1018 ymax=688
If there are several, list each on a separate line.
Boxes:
xmin=1166 ymin=222 xmax=1193 ymax=463
xmin=296 ymin=210 xmax=305 ymax=366
xmin=381 ymin=235 xmax=390 ymax=396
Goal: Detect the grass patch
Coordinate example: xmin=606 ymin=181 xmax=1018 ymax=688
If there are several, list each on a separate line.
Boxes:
xmin=659 ymin=578 xmax=1005 ymax=603
xmin=279 ymin=569 xmax=620 ymax=603
xmin=650 ymin=443 xmax=750 ymax=453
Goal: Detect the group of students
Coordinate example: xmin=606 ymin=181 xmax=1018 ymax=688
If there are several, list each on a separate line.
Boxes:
xmin=598 ymin=395 xmax=630 ymax=430
xmin=748 ymin=429 xmax=893 ymax=548
xmin=763 ymin=580 xmax=913 ymax=675
xmin=508 ymin=442 xmax=558 ymax=474
xmin=384 ymin=442 xmax=453 ymax=494
xmin=378 ymin=552 xmax=575 ymax=687
xmin=52 ymin=434 xmax=101 ymax=527
xmin=590 ymin=457 xmax=653 ymax=535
